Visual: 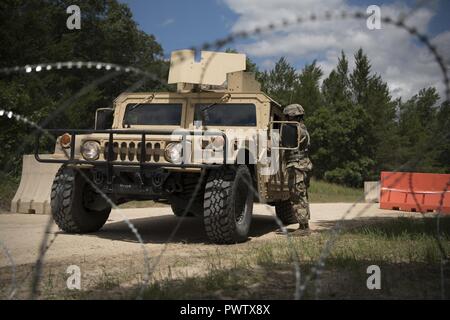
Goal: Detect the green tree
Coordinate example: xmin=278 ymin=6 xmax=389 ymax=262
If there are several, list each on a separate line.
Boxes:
xmin=311 ymin=49 xmax=377 ymax=186
xmin=259 ymin=57 xmax=297 ymax=106
xmin=396 ymin=87 xmax=443 ymax=172
xmin=350 ymin=48 xmax=371 ymax=106
xmin=0 ymin=0 xmax=168 ymax=175
xmin=322 ymin=51 xmax=351 ymax=106
xmin=292 ymin=61 xmax=323 ymax=115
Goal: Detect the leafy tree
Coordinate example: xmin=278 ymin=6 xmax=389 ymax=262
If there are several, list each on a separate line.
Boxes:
xmin=322 ymin=51 xmax=351 ymax=106
xmin=0 ymin=0 xmax=168 ymax=175
xmin=350 ymin=48 xmax=371 ymax=106
xmin=292 ymin=61 xmax=323 ymax=115
xmin=396 ymin=87 xmax=443 ymax=172
xmin=259 ymin=57 xmax=297 ymax=106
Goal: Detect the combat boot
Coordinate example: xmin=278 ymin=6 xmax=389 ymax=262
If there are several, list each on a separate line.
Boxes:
xmin=289 ymin=222 xmax=310 ymax=236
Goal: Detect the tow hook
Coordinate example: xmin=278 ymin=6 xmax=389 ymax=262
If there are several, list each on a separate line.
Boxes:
xmin=152 ymin=172 xmax=163 ymax=188
xmin=93 ymin=171 xmax=104 ymax=184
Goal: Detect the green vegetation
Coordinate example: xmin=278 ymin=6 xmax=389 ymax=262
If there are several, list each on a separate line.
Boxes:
xmin=138 ymin=217 xmax=450 ymax=299
xmin=2 ymin=216 xmax=447 ymax=299
xmin=53 ymin=217 xmax=449 ymax=299
xmin=1 ymin=1 xmax=448 ymax=189
xmin=0 ymin=173 xmax=19 ymax=211
xmin=257 ymin=51 xmax=450 ymax=187
xmin=308 ymin=179 xmax=363 ymax=203
xmin=0 ymin=0 xmax=171 ymax=177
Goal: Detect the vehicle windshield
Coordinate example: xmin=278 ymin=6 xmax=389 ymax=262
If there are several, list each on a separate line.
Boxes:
xmin=194 ymin=103 xmax=256 ymax=126
xmin=123 ymin=103 xmax=182 ymax=126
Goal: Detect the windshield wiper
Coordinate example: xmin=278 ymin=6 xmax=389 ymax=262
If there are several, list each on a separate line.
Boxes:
xmin=128 ymin=103 xmax=144 ymax=112
xmin=127 ymin=94 xmax=155 ymax=112
xmin=200 ymin=102 xmax=218 ymax=124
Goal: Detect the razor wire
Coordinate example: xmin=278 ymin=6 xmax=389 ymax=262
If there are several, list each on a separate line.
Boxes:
xmin=0 ymin=107 xmax=153 ymax=299
xmin=0 ymin=70 xmax=156 ymax=298
xmin=307 ymin=149 xmax=450 ymax=300
xmin=0 ymin=4 xmax=449 ymax=300
xmin=0 ymin=54 xmax=189 ymax=298
xmin=214 ymin=156 xmax=450 ymax=299
xmin=192 ymin=9 xmax=450 ymax=300
xmin=303 ymin=129 xmax=450 ymax=299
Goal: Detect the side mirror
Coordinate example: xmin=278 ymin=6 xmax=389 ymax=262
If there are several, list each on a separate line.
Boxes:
xmin=269 ymin=121 xmax=301 ymax=150
xmin=95 ymin=108 xmax=114 ymax=130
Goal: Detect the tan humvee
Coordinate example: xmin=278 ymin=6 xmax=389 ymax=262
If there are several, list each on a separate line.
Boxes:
xmin=35 ymin=50 xmax=301 ymax=244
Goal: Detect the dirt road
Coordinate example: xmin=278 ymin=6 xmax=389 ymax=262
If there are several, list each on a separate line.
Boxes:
xmin=0 ymin=203 xmax=410 ymax=268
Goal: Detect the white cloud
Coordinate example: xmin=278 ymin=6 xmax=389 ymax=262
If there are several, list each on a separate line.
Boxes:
xmin=432 ymin=31 xmax=450 ymax=65
xmin=224 ymin=0 xmax=448 ymax=100
xmin=161 ymin=18 xmax=175 ymax=27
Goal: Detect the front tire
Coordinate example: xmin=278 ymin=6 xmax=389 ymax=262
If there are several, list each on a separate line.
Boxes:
xmin=203 ymin=165 xmax=253 ymax=244
xmin=51 ymin=166 xmax=111 ymax=233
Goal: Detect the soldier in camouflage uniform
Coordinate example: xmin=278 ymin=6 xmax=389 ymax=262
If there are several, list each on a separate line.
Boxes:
xmin=283 ymin=104 xmax=313 ymax=232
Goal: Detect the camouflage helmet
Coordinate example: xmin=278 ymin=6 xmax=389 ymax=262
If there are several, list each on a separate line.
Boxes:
xmin=283 ymin=103 xmax=305 ymax=117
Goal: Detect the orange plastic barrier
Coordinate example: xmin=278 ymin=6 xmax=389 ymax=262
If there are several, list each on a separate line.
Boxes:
xmin=379 ymin=171 xmax=450 ymax=214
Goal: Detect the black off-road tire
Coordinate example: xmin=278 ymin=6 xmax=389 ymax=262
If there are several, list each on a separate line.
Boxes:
xmin=51 ymin=166 xmax=111 ymax=233
xmin=275 ymin=200 xmax=298 ymax=225
xmin=203 ymin=165 xmax=253 ymax=244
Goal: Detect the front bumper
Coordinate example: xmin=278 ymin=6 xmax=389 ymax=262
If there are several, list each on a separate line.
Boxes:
xmin=35 ymin=129 xmax=227 ymax=193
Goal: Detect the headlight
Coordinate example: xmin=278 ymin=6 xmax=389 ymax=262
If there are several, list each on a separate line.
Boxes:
xmin=81 ymin=141 xmax=100 ymax=161
xmin=164 ymin=142 xmax=183 ymax=164
xmin=211 ymin=136 xmax=224 ymax=149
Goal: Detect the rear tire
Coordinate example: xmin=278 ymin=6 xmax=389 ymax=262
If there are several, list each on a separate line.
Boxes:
xmin=51 ymin=166 xmax=111 ymax=233
xmin=275 ymin=200 xmax=298 ymax=225
xmin=203 ymin=165 xmax=253 ymax=244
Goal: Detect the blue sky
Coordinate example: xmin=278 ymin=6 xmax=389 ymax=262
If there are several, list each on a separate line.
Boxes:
xmin=121 ymin=0 xmax=450 ymax=57
xmin=120 ymin=0 xmax=450 ymax=98
xmin=120 ymin=0 xmax=238 ymax=57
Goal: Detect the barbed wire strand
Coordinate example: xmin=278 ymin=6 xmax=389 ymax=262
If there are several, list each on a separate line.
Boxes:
xmin=0 ymin=6 xmax=448 ymax=300
xmin=1 ymin=102 xmax=153 ymax=299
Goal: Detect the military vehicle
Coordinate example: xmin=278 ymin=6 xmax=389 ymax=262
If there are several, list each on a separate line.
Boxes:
xmin=33 ymin=50 xmax=303 ymax=244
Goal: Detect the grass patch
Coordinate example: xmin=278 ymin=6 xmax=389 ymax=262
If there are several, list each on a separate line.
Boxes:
xmin=309 ymin=179 xmax=364 ymax=203
xmin=0 ymin=172 xmax=19 ymax=211
xmin=134 ymin=216 xmax=449 ymax=299
xmin=4 ymin=217 xmax=448 ymax=299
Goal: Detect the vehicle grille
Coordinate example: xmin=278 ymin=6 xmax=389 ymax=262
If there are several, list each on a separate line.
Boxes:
xmin=103 ymin=141 xmax=165 ymax=163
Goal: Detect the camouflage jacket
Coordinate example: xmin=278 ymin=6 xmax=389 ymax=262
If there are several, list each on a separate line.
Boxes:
xmin=284 ymin=122 xmax=313 ymax=171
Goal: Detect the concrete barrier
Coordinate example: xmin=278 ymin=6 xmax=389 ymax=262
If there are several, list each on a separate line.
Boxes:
xmin=10 ymin=155 xmax=61 ymax=214
xmin=364 ymin=181 xmax=380 ymax=203
xmin=380 ymin=171 xmax=450 ymax=214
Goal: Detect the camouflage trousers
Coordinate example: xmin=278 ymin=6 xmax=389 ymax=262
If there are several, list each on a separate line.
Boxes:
xmin=287 ymin=167 xmax=310 ymax=225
